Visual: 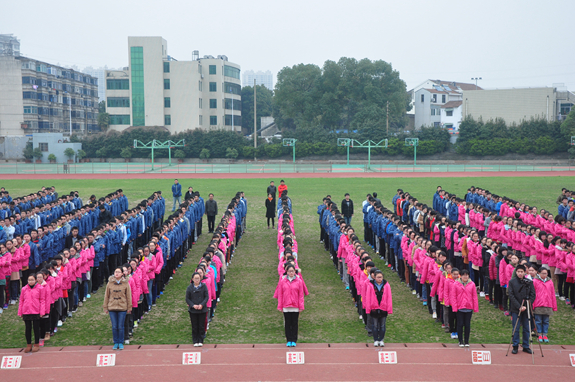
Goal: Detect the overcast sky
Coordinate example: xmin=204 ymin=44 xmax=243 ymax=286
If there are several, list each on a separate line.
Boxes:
xmin=2 ymin=0 xmax=574 ymax=91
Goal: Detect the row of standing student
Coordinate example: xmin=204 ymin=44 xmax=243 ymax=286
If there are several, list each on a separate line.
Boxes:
xmin=274 ymin=191 xmax=309 ymax=347
xmin=318 ymin=196 xmax=394 ymax=347
xmin=379 ymin=190 xmax=557 ymax=348
xmin=12 ymin=190 xmax=205 ymax=351
xmin=186 ymin=192 xmax=247 ymax=346
xmin=437 ymin=185 xmax=575 ymax=309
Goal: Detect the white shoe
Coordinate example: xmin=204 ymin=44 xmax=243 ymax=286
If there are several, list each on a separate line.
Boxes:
xmin=57 ymin=320 xmax=63 ymax=327
xmin=464 ymin=344 xmax=470 ymax=347
xmin=217 ymin=298 xmax=220 ymax=302
xmin=170 ymin=277 xmax=173 ymax=280
xmin=432 ymin=312 xmax=437 ymax=319
xmin=198 ymin=343 xmax=203 ymax=347
xmin=374 ymin=341 xmax=379 ymax=347
xmin=459 ymin=343 xmax=464 ymax=347
xmin=10 ymin=300 xmax=16 ymax=305
xmin=560 ymin=296 xmax=566 ymax=301
xmin=0 ymin=308 xmax=3 ymax=314
xmin=133 ymin=322 xmax=138 ymax=328
xmin=125 ymin=340 xmax=130 ymax=345
xmin=379 ymin=341 xmax=385 ymax=347
xmin=479 ymin=292 xmax=485 ymax=297
xmin=412 ymin=290 xmax=416 ymax=295
xmin=193 ymin=343 xmax=199 ymax=347
xmin=83 ymin=297 xmax=87 ymax=302
xmin=78 ymin=302 xmax=83 ymax=307
xmin=359 ymin=315 xmax=363 ymax=320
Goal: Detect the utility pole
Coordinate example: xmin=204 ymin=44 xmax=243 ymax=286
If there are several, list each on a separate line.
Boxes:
xmin=471 ymin=77 xmax=482 ymax=90
xmin=254 ymin=79 xmax=257 ymax=161
xmin=386 ymin=100 xmax=389 ymax=136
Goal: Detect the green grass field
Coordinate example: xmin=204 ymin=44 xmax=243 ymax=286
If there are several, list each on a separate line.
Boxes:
xmin=1 ymin=176 xmax=575 ymax=348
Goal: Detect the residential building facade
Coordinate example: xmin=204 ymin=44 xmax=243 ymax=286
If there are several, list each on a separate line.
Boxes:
xmin=242 ymin=70 xmax=273 ymax=90
xmin=0 ymin=55 xmax=99 ymax=136
xmin=106 ymin=36 xmax=241 ymax=134
xmin=0 ymin=34 xmax=20 ymax=57
xmin=462 ymin=87 xmax=575 ymax=125
xmin=414 ymin=85 xmax=463 ymax=129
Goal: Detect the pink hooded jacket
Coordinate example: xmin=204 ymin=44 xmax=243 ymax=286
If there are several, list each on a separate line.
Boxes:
xmin=274 ymin=275 xmax=308 ymax=311
xmin=363 ymin=280 xmax=393 ymax=314
xmin=532 ymin=277 xmax=557 ymax=311
xmin=18 ymin=283 xmax=46 ymax=316
xmin=450 ymin=280 xmax=479 ymax=313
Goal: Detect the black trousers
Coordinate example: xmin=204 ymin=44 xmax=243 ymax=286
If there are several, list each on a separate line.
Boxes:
xmin=283 ymin=311 xmax=299 ymax=343
xmin=189 ymin=311 xmax=207 ymax=344
xmin=456 ymin=311 xmax=472 ymax=344
xmin=39 ymin=317 xmax=50 ymax=339
xmin=397 ymin=256 xmax=406 ymax=282
xmin=267 ymin=217 xmax=275 ymax=227
xmin=207 ymin=215 xmax=215 ymax=232
xmin=25 ymin=319 xmax=40 ymax=344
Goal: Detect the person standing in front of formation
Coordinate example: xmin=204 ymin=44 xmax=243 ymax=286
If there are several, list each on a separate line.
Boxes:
xmin=266 ymin=193 xmax=276 ymax=229
xmin=18 ymin=273 xmax=45 ymax=353
xmin=508 ymin=264 xmax=536 ymax=354
xmin=274 ymin=264 xmax=308 ymax=347
xmin=205 ymin=193 xmax=218 ymax=233
xmin=451 ymin=269 xmax=478 ymax=347
xmin=532 ymin=266 xmax=556 ymax=343
xmin=341 ymin=193 xmax=354 ymax=226
xmin=363 ymin=270 xmax=393 ymax=347
xmin=103 ymin=267 xmax=132 ymax=350
xmin=172 ymin=179 xmax=182 ymax=212
xmin=186 ymin=272 xmax=209 ymax=347
xmin=278 ymin=180 xmax=288 ymax=198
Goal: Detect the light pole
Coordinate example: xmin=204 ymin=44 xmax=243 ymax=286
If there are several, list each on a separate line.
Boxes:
xmin=471 ymin=77 xmax=482 ymax=90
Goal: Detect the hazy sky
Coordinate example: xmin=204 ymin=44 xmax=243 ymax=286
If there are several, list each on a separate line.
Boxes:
xmin=2 ymin=0 xmax=574 ymax=90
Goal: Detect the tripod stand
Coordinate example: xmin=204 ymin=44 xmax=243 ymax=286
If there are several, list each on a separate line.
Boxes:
xmin=505 ymin=299 xmax=544 ymax=363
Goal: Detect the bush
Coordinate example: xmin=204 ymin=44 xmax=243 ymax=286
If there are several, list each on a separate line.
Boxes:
xmin=47 ymin=154 xmax=57 ymax=162
xmin=264 ymin=144 xmax=283 ymax=158
xmin=64 ymin=147 xmax=76 ymax=159
xmin=199 ymin=148 xmax=210 ymax=159
xmin=76 ymin=149 xmax=86 ymax=160
xmin=174 ymin=149 xmax=185 ymax=159
xmin=120 ymin=147 xmax=132 ymax=159
xmin=225 ymin=147 xmax=238 ymax=159
xmin=33 ymin=147 xmax=43 ymax=160
xmin=23 ymin=142 xmax=34 ymax=160
xmin=95 ymin=148 xmax=108 ymax=158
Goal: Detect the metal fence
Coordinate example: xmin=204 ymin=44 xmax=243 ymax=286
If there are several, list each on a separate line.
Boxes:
xmin=1 ymin=162 xmax=575 ymax=175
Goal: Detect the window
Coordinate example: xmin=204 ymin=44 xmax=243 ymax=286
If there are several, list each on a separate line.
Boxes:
xmin=164 ymin=97 xmax=171 ymax=108
xmin=224 ymin=65 xmax=240 ymax=79
xmin=224 ymin=82 xmax=241 ymax=95
xmin=209 ymin=99 xmax=217 ymax=109
xmin=107 ymin=97 xmax=130 ymax=107
xmin=225 ymin=115 xmax=242 ymax=126
xmin=421 ymin=94 xmax=424 ymax=102
xmin=431 ymin=109 xmax=436 ymax=116
xmin=163 ymin=62 xmax=170 ymax=73
xmin=106 ymin=79 xmax=129 ymax=90
xmin=444 ymin=124 xmax=453 ymax=128
xmin=164 ymin=115 xmax=171 ymax=125
xmin=131 ymin=46 xmax=145 ymax=126
xmin=23 ymin=106 xmax=38 ymax=114
xmin=446 ymin=109 xmax=453 ymax=117
xmin=199 ymin=81 xmax=203 ymax=91
xmin=199 ymin=115 xmax=203 ymax=125
xmin=209 ymin=82 xmax=217 ymax=92
xmin=209 ymin=65 xmax=216 ymax=75
xmin=434 ymin=122 xmax=440 ymax=127
xmin=39 ymin=143 xmax=48 ymax=152
xmin=210 ymin=116 xmax=217 ymax=125
xmin=23 ymin=91 xmax=36 ymax=99
xmin=442 ymin=94 xmax=446 ymax=103
xmin=224 ymin=98 xmax=241 ymax=110
xmin=109 ymin=114 xmax=131 ymax=125
xmin=199 ymin=98 xmax=203 ymax=109
xmin=432 ymin=94 xmax=437 ymax=102
xmin=164 ymin=79 xmax=170 ymax=90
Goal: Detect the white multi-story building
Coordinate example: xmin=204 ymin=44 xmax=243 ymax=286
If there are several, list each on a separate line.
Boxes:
xmin=242 ymin=70 xmax=273 ymax=90
xmin=0 ymin=34 xmax=20 ymax=57
xmin=414 ymin=85 xmax=464 ymax=129
xmin=106 ymin=36 xmax=241 ymax=134
xmin=83 ymin=66 xmax=118 ymax=101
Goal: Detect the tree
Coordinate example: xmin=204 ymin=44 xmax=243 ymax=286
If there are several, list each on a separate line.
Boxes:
xmin=64 ymin=147 xmax=76 ymax=161
xmin=561 ymin=108 xmax=575 ymax=140
xmin=174 ymin=149 xmax=185 ymax=160
xmin=199 ymin=148 xmax=210 ymax=160
xmin=241 ymin=85 xmax=274 ymax=134
xmin=76 ymin=149 xmax=86 ymax=160
xmin=97 ymin=112 xmax=110 ymax=131
xmin=47 ymin=154 xmax=57 ymax=162
xmin=120 ymin=147 xmax=132 ymax=159
xmin=95 ymin=147 xmax=108 ymax=159
xmin=225 ymin=147 xmax=238 ymax=159
xmin=33 ymin=147 xmax=43 ymax=161
xmin=23 ymin=142 xmax=34 ymax=160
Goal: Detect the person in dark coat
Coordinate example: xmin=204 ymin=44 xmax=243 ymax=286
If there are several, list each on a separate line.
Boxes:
xmin=266 ymin=193 xmax=276 ymax=229
xmin=508 ymin=264 xmax=536 ymax=354
xmin=341 ymin=193 xmax=354 ymax=226
xmin=186 ymin=272 xmax=209 ymax=346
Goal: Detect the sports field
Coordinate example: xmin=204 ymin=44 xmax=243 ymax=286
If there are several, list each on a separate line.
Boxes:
xmin=1 ymin=176 xmax=575 ymax=349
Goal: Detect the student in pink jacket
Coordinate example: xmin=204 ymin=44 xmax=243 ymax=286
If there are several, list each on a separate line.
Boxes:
xmin=273 ymin=264 xmax=309 ymax=347
xmin=451 ymin=269 xmax=478 ymax=347
xmin=532 ymin=267 xmax=556 ymax=343
xmin=363 ymin=270 xmax=393 ymax=347
xmin=18 ymin=273 xmax=44 ymax=353
xmin=36 ymin=270 xmax=51 ymax=346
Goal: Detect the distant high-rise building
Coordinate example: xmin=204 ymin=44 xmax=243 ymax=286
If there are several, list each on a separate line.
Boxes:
xmin=242 ymin=70 xmax=273 ymax=90
xmin=83 ymin=66 xmax=117 ymax=101
xmin=0 ymin=34 xmax=20 ymax=57
xmin=106 ymin=36 xmax=241 ymax=134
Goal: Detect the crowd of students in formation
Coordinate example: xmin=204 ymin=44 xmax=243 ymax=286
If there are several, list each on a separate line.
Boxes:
xmin=273 ymin=187 xmax=309 ymax=347
xmin=318 ymin=193 xmax=393 ymax=347
xmin=0 ymin=183 xmax=217 ymax=352
xmin=186 ymin=191 xmax=247 ymax=347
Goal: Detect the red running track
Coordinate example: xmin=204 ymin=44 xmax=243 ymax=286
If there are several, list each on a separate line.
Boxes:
xmin=1 ymin=343 xmax=574 ymax=381
xmin=2 ymin=171 xmax=575 ymax=180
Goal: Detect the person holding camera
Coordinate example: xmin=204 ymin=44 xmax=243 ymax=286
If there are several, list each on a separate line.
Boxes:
xmin=508 ymin=264 xmax=536 ymax=354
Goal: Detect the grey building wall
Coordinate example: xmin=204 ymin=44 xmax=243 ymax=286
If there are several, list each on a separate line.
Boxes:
xmin=0 ymin=135 xmax=29 ymax=160
xmin=32 ymin=133 xmax=82 ymax=163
